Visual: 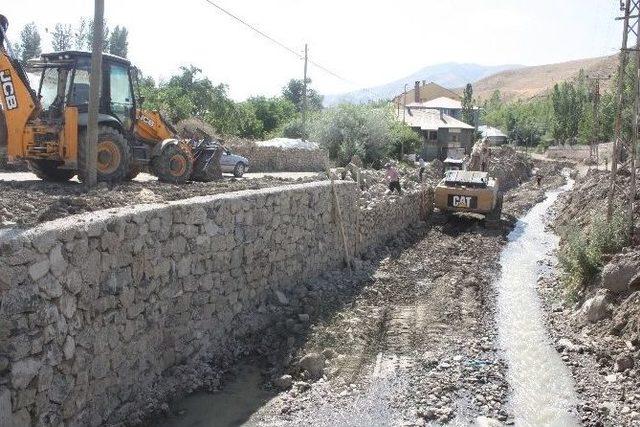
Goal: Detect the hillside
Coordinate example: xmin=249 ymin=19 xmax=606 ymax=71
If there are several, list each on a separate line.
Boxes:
xmin=323 ymin=62 xmax=521 ymax=106
xmin=469 ymin=55 xmax=619 ymax=101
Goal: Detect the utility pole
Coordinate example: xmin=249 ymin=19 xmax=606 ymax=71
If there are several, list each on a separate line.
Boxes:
xmin=607 ymin=0 xmax=639 ymax=236
xmin=85 ymin=0 xmax=104 ymax=188
xmin=301 ymin=43 xmax=308 ymax=141
xmin=586 ymin=74 xmax=610 ymax=164
xmin=402 ymin=83 xmax=408 ymax=123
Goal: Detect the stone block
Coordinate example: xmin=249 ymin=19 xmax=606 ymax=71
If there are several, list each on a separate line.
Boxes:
xmin=29 ymin=258 xmax=50 ymax=282
xmin=11 ymin=357 xmax=42 ymax=389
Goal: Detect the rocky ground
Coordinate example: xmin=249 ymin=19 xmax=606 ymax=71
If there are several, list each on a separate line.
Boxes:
xmin=539 ymin=167 xmax=640 ymax=426
xmin=158 ymin=158 xmax=563 ymax=427
xmin=0 ymin=175 xmax=321 ymax=229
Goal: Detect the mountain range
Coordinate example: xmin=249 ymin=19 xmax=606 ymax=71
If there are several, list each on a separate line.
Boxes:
xmin=324 ymin=55 xmax=619 ymax=106
xmin=323 ymin=63 xmax=522 ymax=106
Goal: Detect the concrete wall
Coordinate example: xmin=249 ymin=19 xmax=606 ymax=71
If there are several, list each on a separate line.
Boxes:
xmin=228 ymin=144 xmax=329 ymax=172
xmin=0 ymin=181 xmax=431 ymax=426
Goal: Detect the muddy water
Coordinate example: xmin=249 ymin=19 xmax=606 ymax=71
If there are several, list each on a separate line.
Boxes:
xmin=495 ymin=178 xmax=579 ymax=426
xmin=159 ymin=366 xmax=275 ymax=427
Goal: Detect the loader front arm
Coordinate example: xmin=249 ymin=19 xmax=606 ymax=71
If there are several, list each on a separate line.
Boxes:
xmin=0 ymin=31 xmax=39 ymax=160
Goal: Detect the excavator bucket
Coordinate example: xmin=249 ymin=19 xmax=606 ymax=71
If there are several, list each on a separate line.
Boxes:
xmin=191 ymin=141 xmax=223 ymax=182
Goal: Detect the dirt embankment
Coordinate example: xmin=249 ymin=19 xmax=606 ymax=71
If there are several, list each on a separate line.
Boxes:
xmin=541 ymin=168 xmax=640 ymax=426
xmin=0 ymin=175 xmax=321 ymax=229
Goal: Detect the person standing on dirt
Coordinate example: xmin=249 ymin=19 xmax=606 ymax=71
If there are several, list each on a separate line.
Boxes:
xmin=385 ymin=163 xmax=402 ymax=194
xmin=418 ymin=157 xmax=426 ymax=182
xmin=536 ymin=173 xmax=543 ymax=187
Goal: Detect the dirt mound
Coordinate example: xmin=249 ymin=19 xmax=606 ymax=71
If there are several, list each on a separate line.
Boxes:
xmin=0 ymin=175 xmax=320 ymax=229
xmin=487 ymin=146 xmax=533 ymax=190
xmin=555 ymin=169 xmax=640 ymax=232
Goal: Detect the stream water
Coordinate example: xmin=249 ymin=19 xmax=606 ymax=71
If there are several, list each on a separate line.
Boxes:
xmin=495 ymin=177 xmax=579 ymax=426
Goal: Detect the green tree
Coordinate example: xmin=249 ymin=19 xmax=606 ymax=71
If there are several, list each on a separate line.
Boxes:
xmin=310 ymin=104 xmax=418 ymax=166
xmin=282 ymin=79 xmax=323 ymax=112
xmin=74 ymin=18 xmax=89 ymax=50
xmin=109 ymin=26 xmax=128 ymax=57
xmin=74 ymin=18 xmax=109 ymax=52
xmin=245 ymin=96 xmax=296 ymax=137
xmin=462 ymin=83 xmax=474 ymax=126
xmin=51 ymin=23 xmax=73 ymax=51
xmin=18 ymin=22 xmax=41 ymax=62
xmin=141 ymin=66 xmax=238 ymax=134
xmin=232 ymin=102 xmax=264 ymax=138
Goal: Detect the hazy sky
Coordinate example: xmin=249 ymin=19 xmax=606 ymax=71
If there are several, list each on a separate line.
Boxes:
xmin=3 ymin=0 xmax=621 ymax=100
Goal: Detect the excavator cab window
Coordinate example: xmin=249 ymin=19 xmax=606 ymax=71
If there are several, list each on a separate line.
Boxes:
xmin=109 ymin=63 xmax=134 ymax=131
xmin=68 ymin=58 xmax=93 ymax=107
xmin=37 ymin=65 xmax=70 ymax=119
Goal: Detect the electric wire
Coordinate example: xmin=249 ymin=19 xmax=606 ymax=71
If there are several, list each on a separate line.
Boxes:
xmin=200 ymin=0 xmax=381 ymax=99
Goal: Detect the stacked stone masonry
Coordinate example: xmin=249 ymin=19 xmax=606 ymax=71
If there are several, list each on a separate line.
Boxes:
xmin=0 ymin=181 xmax=431 ymax=426
xmin=228 ymin=145 xmax=329 ymax=172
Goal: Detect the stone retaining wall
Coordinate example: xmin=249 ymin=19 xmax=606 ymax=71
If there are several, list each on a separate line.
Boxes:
xmin=228 ymin=145 xmax=329 ymax=172
xmin=0 ymin=181 xmax=430 ymax=426
xmin=545 ymin=142 xmax=613 ymax=162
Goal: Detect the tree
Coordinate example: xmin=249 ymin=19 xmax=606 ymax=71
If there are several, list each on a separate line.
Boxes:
xmin=109 ymin=26 xmax=128 ymax=57
xmin=18 ymin=22 xmax=41 ymax=62
xmin=282 ymin=79 xmax=323 ymax=112
xmin=74 ymin=18 xmax=109 ymax=52
xmin=51 ymin=23 xmax=73 ymax=51
xmin=461 ymin=83 xmax=475 ymax=126
xmin=141 ymin=66 xmax=238 ymax=134
xmin=245 ymin=96 xmax=296 ymax=137
xmin=310 ymin=104 xmax=418 ymax=166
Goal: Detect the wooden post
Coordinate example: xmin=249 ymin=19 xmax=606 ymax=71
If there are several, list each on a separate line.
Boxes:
xmin=326 ymin=165 xmax=351 ymax=270
xmin=301 ymin=43 xmax=308 ymax=141
xmin=85 ymin=0 xmax=104 ymax=188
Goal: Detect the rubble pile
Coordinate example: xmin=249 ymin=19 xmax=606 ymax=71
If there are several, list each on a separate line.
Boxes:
xmin=487 ymin=146 xmax=533 ymax=190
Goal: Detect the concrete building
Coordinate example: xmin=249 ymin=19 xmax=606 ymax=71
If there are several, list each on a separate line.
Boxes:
xmin=407 ymin=97 xmax=480 ymax=127
xmin=401 ymin=105 xmax=475 ymax=161
xmin=393 ymin=81 xmax=462 ymax=106
xmin=394 ymin=81 xmax=479 ymax=127
xmin=479 ymin=125 xmax=508 ymax=145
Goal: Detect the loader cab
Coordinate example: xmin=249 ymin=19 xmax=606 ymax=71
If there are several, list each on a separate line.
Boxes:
xmin=32 ymin=51 xmax=136 ymax=132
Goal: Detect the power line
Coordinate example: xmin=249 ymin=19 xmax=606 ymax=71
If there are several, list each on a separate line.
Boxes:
xmin=200 ymin=0 xmax=371 ymax=92
xmin=202 ymin=0 xmax=303 ymax=60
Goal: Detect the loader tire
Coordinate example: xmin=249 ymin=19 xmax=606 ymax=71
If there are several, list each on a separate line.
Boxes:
xmin=152 ymin=144 xmax=193 ymax=184
xmin=233 ymin=162 xmax=246 ymax=178
xmin=28 ymin=160 xmax=76 ymax=182
xmin=78 ymin=126 xmax=131 ymax=183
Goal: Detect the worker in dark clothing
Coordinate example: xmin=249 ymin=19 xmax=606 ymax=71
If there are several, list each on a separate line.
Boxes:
xmin=385 ymin=163 xmax=402 ymax=194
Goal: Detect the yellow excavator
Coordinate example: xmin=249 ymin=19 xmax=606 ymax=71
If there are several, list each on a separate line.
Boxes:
xmin=0 ymin=14 xmax=221 ymax=183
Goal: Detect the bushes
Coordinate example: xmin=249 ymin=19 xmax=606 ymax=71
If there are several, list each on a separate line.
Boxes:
xmin=558 ymin=211 xmax=630 ymax=297
xmin=308 ymin=104 xmax=420 ymax=166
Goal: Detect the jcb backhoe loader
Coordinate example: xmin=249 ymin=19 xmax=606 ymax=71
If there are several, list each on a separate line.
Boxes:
xmin=0 ymin=14 xmax=221 ymax=183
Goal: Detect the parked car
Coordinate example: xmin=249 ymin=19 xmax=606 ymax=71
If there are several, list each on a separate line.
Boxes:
xmin=220 ymin=148 xmax=250 ymax=177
